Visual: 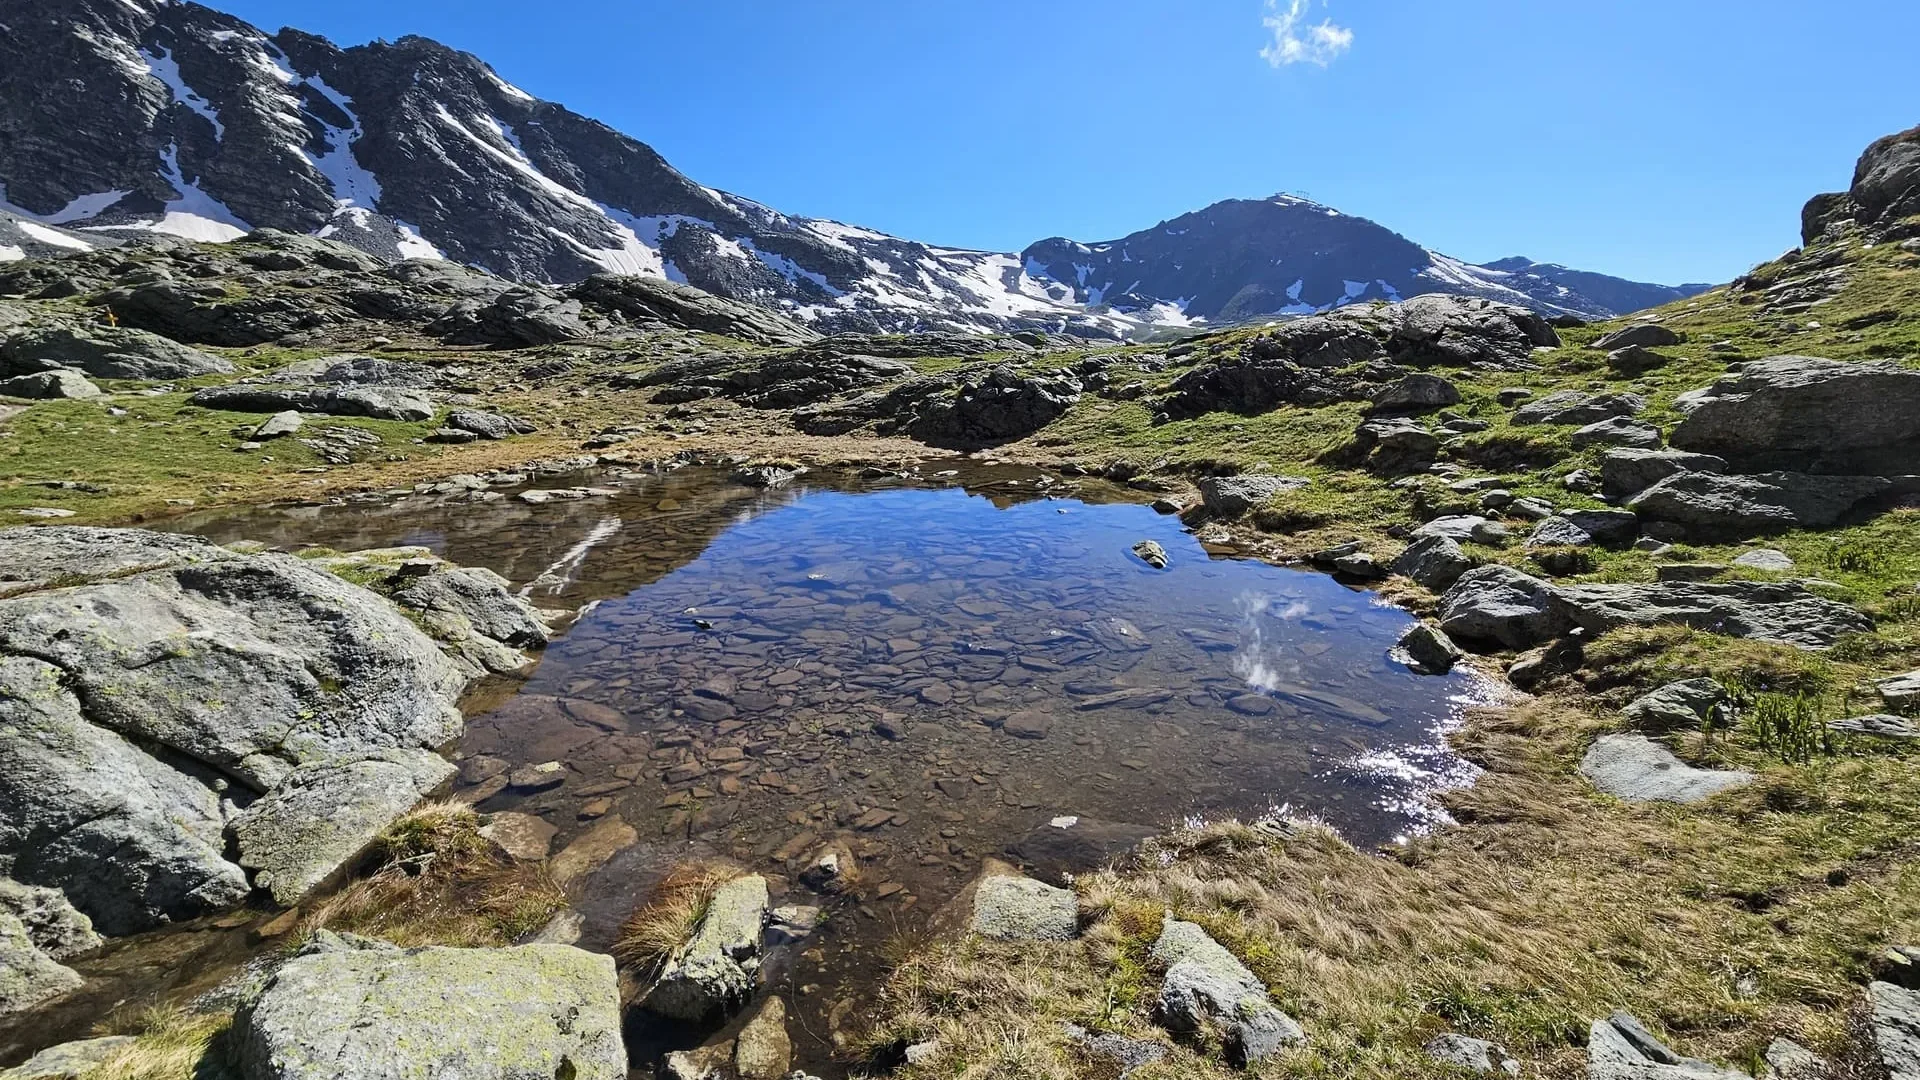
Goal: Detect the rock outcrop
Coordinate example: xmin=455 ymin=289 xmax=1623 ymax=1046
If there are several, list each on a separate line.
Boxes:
xmin=1152 ymin=917 xmax=1305 ymax=1067
xmin=0 ymin=325 xmax=232 ymax=380
xmin=0 ymin=528 xmax=530 ymax=936
xmin=1802 ymin=124 xmax=1920 ymax=244
xmin=1586 ymin=1012 xmax=1751 ymax=1079
xmin=236 ymin=931 xmax=626 ymax=1080
xmin=1669 ymin=356 xmax=1920 ymax=475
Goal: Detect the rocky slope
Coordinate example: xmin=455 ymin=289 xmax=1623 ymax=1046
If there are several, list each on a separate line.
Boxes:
xmin=1 ymin=0 xmax=1704 ymax=339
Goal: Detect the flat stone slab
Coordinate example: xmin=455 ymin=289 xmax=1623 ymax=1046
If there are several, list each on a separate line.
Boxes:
xmin=1580 ymin=735 xmax=1754 ymax=804
xmin=1830 ymin=714 xmax=1920 ymax=739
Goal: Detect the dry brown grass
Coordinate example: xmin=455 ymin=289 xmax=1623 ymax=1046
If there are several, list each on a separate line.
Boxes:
xmin=869 ymin=678 xmax=1920 ymax=1079
xmin=612 ymin=860 xmax=746 ymax=977
xmin=89 ymin=1005 xmax=233 ymax=1080
xmin=298 ymin=800 xmax=564 ymax=948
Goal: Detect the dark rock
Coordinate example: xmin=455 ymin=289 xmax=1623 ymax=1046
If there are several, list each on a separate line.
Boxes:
xmin=1006 ymin=817 xmax=1158 ymax=883
xmin=188 ymin=384 xmax=436 ymax=422
xmin=1589 ymin=324 xmax=1684 ymax=351
xmin=1438 ymin=566 xmax=1570 ymax=650
xmin=1670 ymin=355 xmax=1920 ymax=475
xmin=1369 ymin=373 xmax=1462 ymax=414
xmin=0 ymin=369 xmax=101 ymax=400
xmin=446 ymin=409 xmax=536 ymax=441
xmin=572 ymin=273 xmax=815 ymax=346
xmin=1622 ymin=678 xmax=1730 ymax=731
xmin=1627 ymin=471 xmax=1890 ymax=539
xmin=1605 ymin=345 xmax=1671 ymax=376
xmin=1801 ymin=124 xmax=1920 ymax=243
xmin=1554 ymin=579 xmax=1873 ymax=649
xmin=0 ymin=326 xmax=232 ymax=381
xmin=1600 ymin=448 xmax=1727 ymax=500
xmin=1571 ymin=416 xmax=1663 ymax=450
xmin=1195 ymin=474 xmax=1311 ymax=518
xmin=906 ymin=365 xmax=1081 ymax=449
xmin=1391 ymin=534 xmax=1474 ymax=592
xmin=1393 ymin=623 xmax=1464 ymax=675
xmin=1513 ymin=390 xmax=1646 ymax=426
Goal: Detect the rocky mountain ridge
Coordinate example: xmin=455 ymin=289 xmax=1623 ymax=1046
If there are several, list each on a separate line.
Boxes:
xmin=1 ymin=0 xmax=1707 ymax=338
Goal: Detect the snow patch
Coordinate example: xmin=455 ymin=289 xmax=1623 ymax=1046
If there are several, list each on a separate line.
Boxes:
xmin=0 ymin=246 xmax=26 ymax=262
xmin=392 ymin=219 xmax=444 ymax=261
xmin=487 ymin=72 xmax=534 ymax=103
xmin=141 ymin=46 xmax=225 ymax=140
xmin=17 ymin=221 xmax=92 ymax=251
xmin=100 ymin=144 xmax=251 ymax=242
xmin=300 ymin=74 xmax=382 ymax=210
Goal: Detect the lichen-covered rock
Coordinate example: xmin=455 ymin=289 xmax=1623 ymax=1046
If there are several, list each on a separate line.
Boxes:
xmin=1424 ymin=1034 xmax=1519 ymax=1075
xmin=0 ymin=325 xmax=232 ymax=381
xmin=969 ymin=870 xmax=1078 ymax=942
xmin=235 ymin=931 xmax=625 ymax=1080
xmin=1151 ymin=917 xmax=1305 ymax=1066
xmin=232 ymin=749 xmax=458 ymax=905
xmin=0 ymin=1035 xmax=137 ymax=1079
xmin=1627 ymin=470 xmax=1890 ymax=540
xmin=645 ymin=875 xmax=770 ymax=1022
xmin=1553 ymin=579 xmax=1872 ymax=650
xmin=0 ymin=528 xmax=473 ymax=934
xmin=1870 ymin=980 xmax=1920 ymax=1080
xmin=1392 ymin=534 xmax=1475 ymax=592
xmin=1600 ymin=448 xmax=1727 ymax=500
xmin=1437 ymin=566 xmax=1570 ymax=650
xmin=1196 ymin=474 xmax=1312 ymax=518
xmin=1587 ymin=1013 xmax=1751 ymax=1079
xmin=0 ymin=909 xmax=80 ymax=1018
xmin=1623 ymin=679 xmax=1730 ymax=731
xmin=0 ymin=879 xmax=98 ymax=964
xmin=1671 ymin=355 xmax=1920 ymax=475
xmin=1580 ymin=736 xmax=1754 ymax=804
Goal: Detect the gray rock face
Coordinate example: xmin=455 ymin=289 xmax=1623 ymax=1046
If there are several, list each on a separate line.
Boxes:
xmin=1151 ymin=917 xmax=1305 ymax=1066
xmin=1572 ymin=416 xmax=1663 ymax=450
xmin=1581 ymin=735 xmax=1754 ymax=803
xmin=1351 ymin=416 xmax=1440 ymax=474
xmin=1394 ymin=623 xmax=1464 ymax=675
xmin=1415 ymin=515 xmax=1506 ymax=545
xmin=1829 ymin=715 xmax=1920 ymax=739
xmin=644 ymin=875 xmax=769 ymax=1022
xmin=0 ymin=326 xmax=232 ymax=381
xmin=236 ymin=931 xmax=626 ymax=1080
xmin=1591 ymin=324 xmax=1684 ymax=351
xmin=1587 ymin=1012 xmax=1751 ymax=1079
xmin=428 ymin=286 xmax=590 ymax=347
xmin=1392 ymin=534 xmax=1475 ymax=592
xmin=968 ymin=871 xmax=1078 ymax=942
xmin=1731 ymin=548 xmax=1795 ymax=572
xmin=1438 ymin=566 xmax=1570 ymax=650
xmin=0 ymin=878 xmax=100 ymax=963
xmin=1197 ymin=474 xmax=1312 ymax=518
xmin=1627 ymin=471 xmax=1890 ymax=540
xmin=1870 ymin=980 xmax=1920 ymax=1080
xmin=1369 ymin=372 xmax=1462 ymax=413
xmin=232 ymin=749 xmax=457 ymax=905
xmin=1623 ymin=679 xmax=1730 ymax=732
xmin=0 ymin=370 xmax=101 ymax=400
xmin=0 ymin=528 xmax=473 ymax=935
xmin=1670 ymin=356 xmax=1920 ymax=475
xmin=1424 ymin=1034 xmax=1519 ymax=1075
xmin=1802 ymin=124 xmax=1920 ymax=244
xmin=1555 ymin=579 xmax=1872 ymax=649
xmin=1061 ymin=1022 xmax=1166 ymax=1079
xmin=252 ymin=411 xmax=304 ymax=440
xmin=0 ymin=1035 xmax=137 ymax=1079
xmin=187 ymin=384 xmax=437 ymax=421
xmin=0 ymin=907 xmax=81 ymax=1019
xmin=1881 ymin=670 xmax=1920 ymax=713
xmin=1513 ymin=390 xmax=1645 ymax=426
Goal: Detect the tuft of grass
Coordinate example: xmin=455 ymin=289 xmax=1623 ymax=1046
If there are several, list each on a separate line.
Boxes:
xmin=612 ymin=861 xmax=745 ymax=977
xmin=90 ymin=1005 xmax=233 ymax=1080
xmin=299 ymin=801 xmax=563 ymax=948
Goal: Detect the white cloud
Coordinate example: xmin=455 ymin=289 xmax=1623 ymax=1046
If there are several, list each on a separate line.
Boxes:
xmin=1260 ymin=0 xmax=1354 ymax=67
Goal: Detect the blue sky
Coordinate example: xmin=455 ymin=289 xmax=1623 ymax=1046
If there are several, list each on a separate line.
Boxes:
xmin=213 ymin=0 xmax=1920 ymax=285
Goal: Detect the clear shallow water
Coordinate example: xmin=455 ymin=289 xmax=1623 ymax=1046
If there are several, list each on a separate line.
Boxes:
xmin=155 ymin=462 xmax=1495 ymax=1073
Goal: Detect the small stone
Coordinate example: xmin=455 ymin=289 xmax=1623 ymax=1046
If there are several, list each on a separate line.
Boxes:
xmin=1131 ymin=540 xmax=1169 ymax=569
xmin=1425 ymin=1033 xmax=1520 ymax=1075
xmin=1732 ymin=548 xmax=1795 ymax=572
xmin=479 ymin=812 xmax=558 ymax=861
xmin=508 ymin=761 xmax=566 ymax=791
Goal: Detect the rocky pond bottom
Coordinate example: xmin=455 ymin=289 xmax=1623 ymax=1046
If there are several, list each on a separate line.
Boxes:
xmin=53 ymin=463 xmax=1495 ymax=1075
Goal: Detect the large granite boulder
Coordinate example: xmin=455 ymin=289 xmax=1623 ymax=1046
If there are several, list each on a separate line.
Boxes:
xmin=644 ymin=875 xmax=769 ymax=1022
xmin=187 ymin=384 xmax=436 ymax=422
xmin=1801 ymin=124 xmax=1920 ymax=243
xmin=1513 ymin=390 xmax=1645 ymax=426
xmin=1580 ymin=736 xmax=1754 ymax=804
xmin=236 ymin=931 xmax=625 ymax=1080
xmin=1600 ymin=448 xmax=1727 ymax=500
xmin=428 ymin=286 xmax=591 ymax=348
xmin=1628 ymin=470 xmax=1890 ymax=539
xmin=0 ymin=370 xmax=101 ymax=400
xmin=0 ymin=528 xmax=479 ymax=935
xmin=1670 ymin=356 xmax=1920 ymax=475
xmin=1196 ymin=474 xmax=1312 ymax=518
xmin=1437 ymin=566 xmax=1571 ymax=650
xmin=1151 ymin=917 xmax=1305 ymax=1067
xmin=0 ymin=325 xmax=232 ymax=381
xmin=1554 ymin=579 xmax=1872 ymax=650
xmin=1392 ymin=534 xmax=1475 ymax=592
xmin=0 ymin=876 xmax=98 ymax=1018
